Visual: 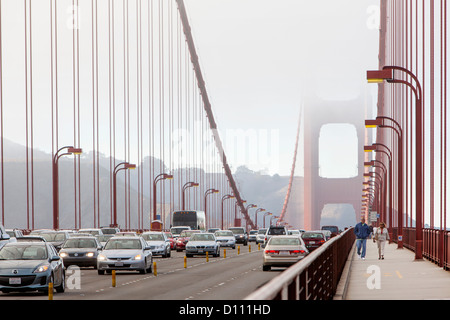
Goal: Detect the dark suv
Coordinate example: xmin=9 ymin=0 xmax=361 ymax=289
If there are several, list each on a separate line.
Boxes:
xmin=263 ymin=225 xmax=288 ymax=248
xmin=228 ymin=227 xmax=248 ymax=246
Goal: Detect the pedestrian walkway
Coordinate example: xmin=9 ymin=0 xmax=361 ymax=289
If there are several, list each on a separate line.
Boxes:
xmin=337 ymin=239 xmax=450 ymax=300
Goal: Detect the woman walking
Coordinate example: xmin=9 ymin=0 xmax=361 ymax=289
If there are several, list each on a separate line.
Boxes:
xmin=375 ymin=222 xmax=390 ymax=260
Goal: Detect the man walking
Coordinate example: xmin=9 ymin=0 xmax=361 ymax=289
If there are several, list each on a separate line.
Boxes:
xmin=354 ymin=217 xmax=371 ymax=260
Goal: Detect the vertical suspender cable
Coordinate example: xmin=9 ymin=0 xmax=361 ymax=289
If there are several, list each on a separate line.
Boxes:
xmin=0 ymin=0 xmax=3 ymax=225
xmin=175 ymin=0 xmax=256 ymax=229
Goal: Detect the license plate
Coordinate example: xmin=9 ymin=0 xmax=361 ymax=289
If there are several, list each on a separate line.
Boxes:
xmin=115 ymin=262 xmax=124 ymax=267
xmin=198 ymin=250 xmax=204 ymax=253
xmin=309 ymin=241 xmax=315 ymax=244
xmin=9 ymin=278 xmax=21 ymax=285
xmin=280 ymin=251 xmax=289 ymax=255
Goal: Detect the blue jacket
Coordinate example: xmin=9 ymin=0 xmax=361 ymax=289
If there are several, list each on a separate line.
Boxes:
xmin=354 ymin=222 xmax=371 ymax=239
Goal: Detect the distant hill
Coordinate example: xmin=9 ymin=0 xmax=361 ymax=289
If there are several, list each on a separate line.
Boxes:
xmin=0 ymin=139 xmax=304 ymax=230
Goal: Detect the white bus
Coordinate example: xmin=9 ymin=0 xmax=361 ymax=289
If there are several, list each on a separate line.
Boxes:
xmin=172 ymin=211 xmax=206 ymax=231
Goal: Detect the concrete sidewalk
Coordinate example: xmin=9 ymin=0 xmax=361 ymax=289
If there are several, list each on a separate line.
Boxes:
xmin=337 ymin=239 xmax=450 ymax=300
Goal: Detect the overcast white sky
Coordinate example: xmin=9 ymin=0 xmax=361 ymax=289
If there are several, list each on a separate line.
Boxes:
xmin=1 ymin=0 xmax=380 ymax=176
xmin=183 ymin=0 xmax=380 ymax=175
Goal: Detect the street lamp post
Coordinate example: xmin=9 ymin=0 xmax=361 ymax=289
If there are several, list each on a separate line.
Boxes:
xmin=221 ymin=194 xmax=235 ymax=230
xmin=263 ymin=212 xmax=272 ymax=228
xmin=52 ymin=146 xmax=82 ymax=230
xmin=112 ymin=162 xmax=136 ymax=228
xmin=204 ymin=188 xmax=219 ymax=229
xmin=182 ymin=182 xmax=199 ymax=210
xmin=254 ymin=208 xmax=266 ymax=229
xmin=245 ymin=204 xmax=257 ymax=232
xmin=367 ymin=66 xmax=423 ymax=259
xmin=153 ymin=173 xmax=173 ymax=230
xmin=366 ymin=117 xmax=404 ymax=248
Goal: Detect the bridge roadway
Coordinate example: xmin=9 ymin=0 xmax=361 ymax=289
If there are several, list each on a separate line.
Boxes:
xmin=0 ymin=246 xmax=281 ymax=300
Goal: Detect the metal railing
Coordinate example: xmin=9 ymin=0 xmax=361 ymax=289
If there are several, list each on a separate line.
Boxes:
xmin=392 ymin=227 xmax=450 ymax=271
xmin=245 ymin=228 xmax=355 ymax=300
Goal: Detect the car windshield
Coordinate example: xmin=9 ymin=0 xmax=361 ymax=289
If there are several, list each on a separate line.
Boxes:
xmin=268 ymin=228 xmax=286 ymax=235
xmin=80 ymin=230 xmax=100 ymax=236
xmin=104 ymin=239 xmax=142 ymax=250
xmin=40 ymin=232 xmax=67 ymax=242
xmin=142 ymin=233 xmax=164 ymax=241
xmin=171 ymin=227 xmax=189 ymax=234
xmin=101 ymin=228 xmax=117 ymax=234
xmin=322 ymin=226 xmax=339 ymax=233
xmin=269 ymin=237 xmax=300 ymax=246
xmin=180 ymin=230 xmax=198 ymax=237
xmin=258 ymin=229 xmax=267 ymax=234
xmin=97 ymin=235 xmax=114 ymax=242
xmin=190 ymin=234 xmax=215 ymax=241
xmin=302 ymin=233 xmax=324 ymax=239
xmin=63 ymin=238 xmax=97 ymax=249
xmin=215 ymin=231 xmax=233 ymax=237
xmin=229 ymin=229 xmax=244 ymax=235
xmin=0 ymin=245 xmax=48 ymax=260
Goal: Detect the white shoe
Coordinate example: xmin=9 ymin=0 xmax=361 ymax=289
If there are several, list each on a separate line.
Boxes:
xmin=362 ymin=257 xmax=366 ymax=260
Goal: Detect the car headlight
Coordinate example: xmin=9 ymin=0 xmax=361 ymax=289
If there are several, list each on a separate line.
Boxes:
xmin=159 ymin=244 xmax=165 ymax=249
xmin=133 ymin=254 xmax=142 ymax=260
xmin=59 ymin=252 xmax=68 ymax=258
xmin=98 ymin=254 xmax=107 ymax=261
xmin=86 ymin=252 xmax=95 ymax=257
xmin=34 ymin=265 xmax=50 ymax=273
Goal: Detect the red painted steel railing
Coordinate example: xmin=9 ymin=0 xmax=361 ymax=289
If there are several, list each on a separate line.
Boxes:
xmin=392 ymin=227 xmax=450 ymax=271
xmin=245 ymin=228 xmax=355 ymax=300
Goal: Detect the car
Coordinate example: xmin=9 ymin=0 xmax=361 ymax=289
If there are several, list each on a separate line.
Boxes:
xmin=5 ymin=229 xmax=24 ymax=240
xmin=185 ymin=233 xmax=220 ymax=257
xmin=59 ymin=236 xmax=103 ymax=269
xmin=96 ymin=234 xmax=115 ymax=247
xmin=115 ymin=231 xmax=138 ymax=237
xmin=228 ymin=227 xmax=248 ymax=246
xmin=263 ymin=225 xmax=288 ymax=248
xmin=163 ymin=232 xmax=176 ymax=250
xmin=249 ymin=230 xmax=258 ymax=242
xmin=320 ymin=230 xmax=332 ymax=241
xmin=100 ymin=227 xmax=120 ymax=235
xmin=301 ymin=231 xmax=326 ymax=252
xmin=214 ymin=230 xmax=236 ymax=249
xmin=141 ymin=232 xmax=171 ymax=258
xmin=175 ymin=230 xmax=201 ymax=252
xmin=16 ymin=236 xmax=46 ymax=243
xmin=321 ymin=225 xmax=340 ymax=238
xmin=288 ymin=229 xmax=301 ymax=236
xmin=0 ymin=225 xmax=12 ymax=249
xmin=170 ymin=226 xmax=191 ymax=238
xmin=38 ymin=230 xmax=72 ymax=252
xmin=78 ymin=228 xmax=104 ymax=237
xmin=262 ymin=235 xmax=309 ymax=271
xmin=207 ymin=228 xmax=220 ymax=234
xmin=97 ymin=236 xmax=153 ymax=275
xmin=255 ymin=228 xmax=267 ymax=244
xmin=0 ymin=241 xmax=65 ymax=294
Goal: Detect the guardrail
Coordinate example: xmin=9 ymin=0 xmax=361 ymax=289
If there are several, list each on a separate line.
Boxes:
xmin=393 ymin=227 xmax=450 ymax=271
xmin=245 ymin=228 xmax=355 ymax=300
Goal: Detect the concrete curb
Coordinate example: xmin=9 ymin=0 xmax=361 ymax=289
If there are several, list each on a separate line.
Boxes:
xmin=333 ymin=241 xmax=356 ymax=300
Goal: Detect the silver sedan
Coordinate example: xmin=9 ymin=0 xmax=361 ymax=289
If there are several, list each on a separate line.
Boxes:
xmin=262 ymin=235 xmax=309 ymax=271
xmin=185 ymin=233 xmax=220 ymax=257
xmin=97 ymin=237 xmax=153 ymax=275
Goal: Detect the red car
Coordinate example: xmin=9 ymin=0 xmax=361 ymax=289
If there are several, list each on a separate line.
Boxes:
xmin=164 ymin=232 xmax=175 ymax=250
xmin=175 ymin=230 xmax=201 ymax=252
xmin=301 ymin=231 xmax=326 ymax=252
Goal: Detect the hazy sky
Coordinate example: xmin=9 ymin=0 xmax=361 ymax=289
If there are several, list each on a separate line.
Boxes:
xmin=0 ymin=0 xmax=380 ymax=176
xmin=180 ymin=0 xmax=380 ymax=175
